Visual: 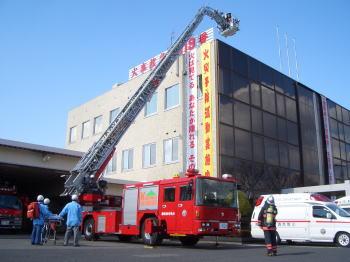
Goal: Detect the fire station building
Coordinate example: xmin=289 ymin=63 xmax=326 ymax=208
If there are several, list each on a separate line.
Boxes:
xmin=66 ymin=37 xmax=350 ymax=198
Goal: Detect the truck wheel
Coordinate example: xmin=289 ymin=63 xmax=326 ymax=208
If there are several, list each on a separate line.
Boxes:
xmin=276 ymin=232 xmax=281 ymax=245
xmin=336 ymin=232 xmax=350 ymax=247
xmin=84 ymin=218 xmax=98 ymax=241
xmin=179 ymin=236 xmax=199 ymax=246
xmin=141 ymin=217 xmax=162 ymax=246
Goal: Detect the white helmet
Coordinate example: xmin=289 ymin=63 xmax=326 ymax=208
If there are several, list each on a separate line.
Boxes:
xmin=37 ymin=195 xmax=44 ymax=202
xmin=266 ymin=195 xmax=275 ymax=205
xmin=44 ymin=198 xmax=50 ymax=205
xmin=71 ymin=194 xmax=78 ymax=201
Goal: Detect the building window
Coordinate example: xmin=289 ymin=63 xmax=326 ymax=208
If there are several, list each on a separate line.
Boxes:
xmin=93 ymin=115 xmax=103 ymax=134
xmin=106 ymin=153 xmax=117 ymax=174
xmin=122 ymin=148 xmax=133 ymax=171
xmin=81 ymin=121 xmax=90 ymax=139
xmin=164 ymin=137 xmax=179 ymax=163
xmin=143 ymin=143 xmax=156 ymax=168
xmin=69 ymin=126 xmax=77 ymax=143
xmin=165 ymin=84 xmax=179 ymax=110
xmin=110 ymin=108 xmax=120 ymax=123
xmin=145 ymin=92 xmax=157 ymax=116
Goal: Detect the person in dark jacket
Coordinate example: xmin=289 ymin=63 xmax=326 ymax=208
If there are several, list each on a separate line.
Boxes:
xmin=258 ymin=195 xmax=278 ymax=256
xmin=59 ymin=194 xmax=82 ymax=247
xmin=31 ymin=195 xmax=50 ymax=245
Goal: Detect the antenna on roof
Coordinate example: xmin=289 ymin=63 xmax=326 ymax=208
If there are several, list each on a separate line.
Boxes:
xmin=275 ymin=25 xmax=282 ymax=71
xmin=292 ymin=38 xmax=300 ymax=81
xmin=285 ymin=32 xmax=291 ymax=77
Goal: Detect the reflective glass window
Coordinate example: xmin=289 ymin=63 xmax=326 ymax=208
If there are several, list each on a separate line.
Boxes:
xmin=219 ymin=95 xmax=233 ymax=125
xmin=143 ymin=143 xmax=156 ymax=168
xmin=145 ymin=92 xmax=157 ymax=116
xmin=219 ymin=68 xmax=233 ymax=97
xmin=339 ymin=123 xmax=345 ymax=141
xmin=82 ymin=121 xmax=90 ymax=139
xmin=250 ymin=81 xmax=261 ymax=107
xmin=287 ymin=121 xmax=299 ymax=145
xmin=232 ymin=74 xmax=249 ymax=103
xmin=235 ymin=128 xmax=252 ymax=160
xmin=279 ymin=142 xmax=289 ymax=168
xmin=289 ymin=145 xmax=300 ymax=170
xmin=283 ymin=76 xmax=296 ymax=98
xmin=248 ymin=57 xmax=259 ymax=82
xmin=122 ymin=148 xmax=134 ymax=171
xmin=69 ymin=126 xmax=77 ymax=143
xmin=332 ymin=138 xmax=340 ymax=159
xmin=286 ymin=97 xmax=297 ymax=122
xmin=164 ymin=137 xmax=179 ymax=163
xmin=340 ymin=142 xmax=346 ymax=160
xmin=344 ymin=126 xmax=350 ymax=143
xmin=263 ymin=112 xmax=277 ymax=138
xmin=165 ymin=84 xmax=179 ymax=109
xmin=252 ymin=108 xmax=263 ymax=134
xmin=110 ymin=108 xmax=120 ymax=123
xmin=260 ymin=64 xmax=274 ymax=89
xmin=253 ymin=135 xmax=264 ymax=163
xmin=277 ymin=118 xmax=287 ymax=141
xmin=336 ymin=105 xmax=343 ymax=122
xmin=93 ymin=115 xmax=103 ymax=134
xmin=220 ymin=125 xmax=234 ymax=156
xmin=276 ymin=93 xmax=285 ymax=117
xmin=328 ymin=100 xmax=337 ymax=119
xmin=232 ymin=49 xmax=248 ymax=77
xmin=264 ymin=138 xmax=279 ymax=166
xmin=262 ymin=86 xmax=276 ymax=114
xmin=234 ymin=101 xmax=251 ymax=130
xmin=330 ymin=118 xmax=339 ymax=139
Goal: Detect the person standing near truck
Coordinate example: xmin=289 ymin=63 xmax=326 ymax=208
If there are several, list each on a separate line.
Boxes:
xmin=30 ymin=195 xmax=50 ymax=245
xmin=258 ymin=195 xmax=278 ymax=256
xmin=59 ymin=194 xmax=82 ymax=247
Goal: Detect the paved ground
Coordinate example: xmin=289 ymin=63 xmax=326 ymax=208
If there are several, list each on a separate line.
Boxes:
xmin=0 ymin=234 xmax=348 ymax=262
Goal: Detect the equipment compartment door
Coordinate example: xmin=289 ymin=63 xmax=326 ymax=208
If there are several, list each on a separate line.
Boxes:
xmin=122 ymin=188 xmax=138 ymax=225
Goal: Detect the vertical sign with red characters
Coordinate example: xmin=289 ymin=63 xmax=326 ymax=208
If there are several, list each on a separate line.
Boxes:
xmin=186 ymin=48 xmax=198 ymax=171
xmin=201 ymin=42 xmax=214 ymax=177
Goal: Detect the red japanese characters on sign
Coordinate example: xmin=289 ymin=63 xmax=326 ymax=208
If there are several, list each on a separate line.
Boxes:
xmin=186 ymin=48 xmax=198 ymax=171
xmin=128 ymin=28 xmax=214 ymax=80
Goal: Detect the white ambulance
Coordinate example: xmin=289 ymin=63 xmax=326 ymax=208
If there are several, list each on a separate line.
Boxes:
xmin=335 ymin=196 xmax=350 ymax=213
xmin=251 ymin=193 xmax=350 ymax=247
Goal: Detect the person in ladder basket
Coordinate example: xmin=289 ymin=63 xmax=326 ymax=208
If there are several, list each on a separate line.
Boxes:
xmin=258 ymin=195 xmax=278 ymax=256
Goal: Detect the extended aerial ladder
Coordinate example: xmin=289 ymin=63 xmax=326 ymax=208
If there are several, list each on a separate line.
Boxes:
xmin=63 ymin=6 xmax=239 ymax=196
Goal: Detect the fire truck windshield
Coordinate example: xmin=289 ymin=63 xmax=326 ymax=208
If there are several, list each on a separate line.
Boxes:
xmin=0 ymin=195 xmax=22 ymax=210
xmin=195 ymin=178 xmax=237 ymax=208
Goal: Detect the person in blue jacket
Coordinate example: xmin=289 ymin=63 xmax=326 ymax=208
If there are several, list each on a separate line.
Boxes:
xmin=59 ymin=194 xmax=82 ymax=247
xmin=31 ymin=195 xmax=50 ymax=245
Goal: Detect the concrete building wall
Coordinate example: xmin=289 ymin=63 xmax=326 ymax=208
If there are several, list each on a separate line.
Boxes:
xmin=66 ymin=41 xmax=217 ymax=183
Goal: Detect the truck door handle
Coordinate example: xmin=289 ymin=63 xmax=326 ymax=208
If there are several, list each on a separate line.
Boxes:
xmin=162 ymin=205 xmax=167 ymax=208
xmin=178 ymin=204 xmax=183 ymax=207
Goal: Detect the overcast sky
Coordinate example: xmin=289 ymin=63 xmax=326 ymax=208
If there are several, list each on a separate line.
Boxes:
xmin=0 ymin=0 xmax=349 ymax=148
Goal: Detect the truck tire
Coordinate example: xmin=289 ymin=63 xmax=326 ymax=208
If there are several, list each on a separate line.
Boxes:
xmin=141 ymin=217 xmax=162 ymax=246
xmin=179 ymin=236 xmax=199 ymax=246
xmin=276 ymin=232 xmax=281 ymax=245
xmin=84 ymin=218 xmax=98 ymax=241
xmin=335 ymin=232 xmax=350 ymax=247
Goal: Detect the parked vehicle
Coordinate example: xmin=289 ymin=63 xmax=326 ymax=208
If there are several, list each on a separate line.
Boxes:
xmin=0 ymin=183 xmax=24 ymax=230
xmin=335 ymin=196 xmax=350 ymax=213
xmin=251 ymin=193 xmax=350 ymax=247
xmin=82 ymin=170 xmax=240 ymax=246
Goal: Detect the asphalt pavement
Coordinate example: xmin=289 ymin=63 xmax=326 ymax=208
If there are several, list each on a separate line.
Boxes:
xmin=0 ymin=234 xmax=348 ymax=262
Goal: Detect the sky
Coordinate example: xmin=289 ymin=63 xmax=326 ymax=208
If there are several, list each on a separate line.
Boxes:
xmin=0 ymin=0 xmax=349 ymax=148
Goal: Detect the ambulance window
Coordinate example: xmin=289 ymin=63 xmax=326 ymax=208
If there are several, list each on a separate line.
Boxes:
xmin=164 ymin=188 xmax=175 ymax=202
xmin=180 ymin=186 xmax=192 ymax=201
xmin=312 ymin=206 xmax=329 ymax=218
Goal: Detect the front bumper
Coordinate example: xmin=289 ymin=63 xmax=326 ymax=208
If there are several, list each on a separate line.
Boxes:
xmin=194 ymin=220 xmax=240 ymax=236
xmin=0 ymin=217 xmax=22 ymax=229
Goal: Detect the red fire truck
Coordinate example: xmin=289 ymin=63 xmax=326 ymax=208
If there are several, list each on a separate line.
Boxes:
xmin=82 ymin=170 xmax=240 ymax=246
xmin=0 ymin=183 xmax=24 ymax=230
xmin=62 ymin=6 xmax=240 ymax=246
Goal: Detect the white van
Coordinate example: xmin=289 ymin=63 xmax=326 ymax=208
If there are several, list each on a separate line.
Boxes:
xmin=251 ymin=193 xmax=350 ymax=247
xmin=335 ymin=196 xmax=350 ymax=213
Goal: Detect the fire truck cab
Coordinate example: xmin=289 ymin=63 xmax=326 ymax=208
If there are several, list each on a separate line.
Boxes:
xmin=82 ymin=170 xmax=240 ymax=246
xmin=0 ymin=183 xmax=23 ymax=230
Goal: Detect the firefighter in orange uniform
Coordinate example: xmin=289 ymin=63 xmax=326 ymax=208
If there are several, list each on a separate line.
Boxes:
xmin=258 ymin=195 xmax=278 ymax=256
